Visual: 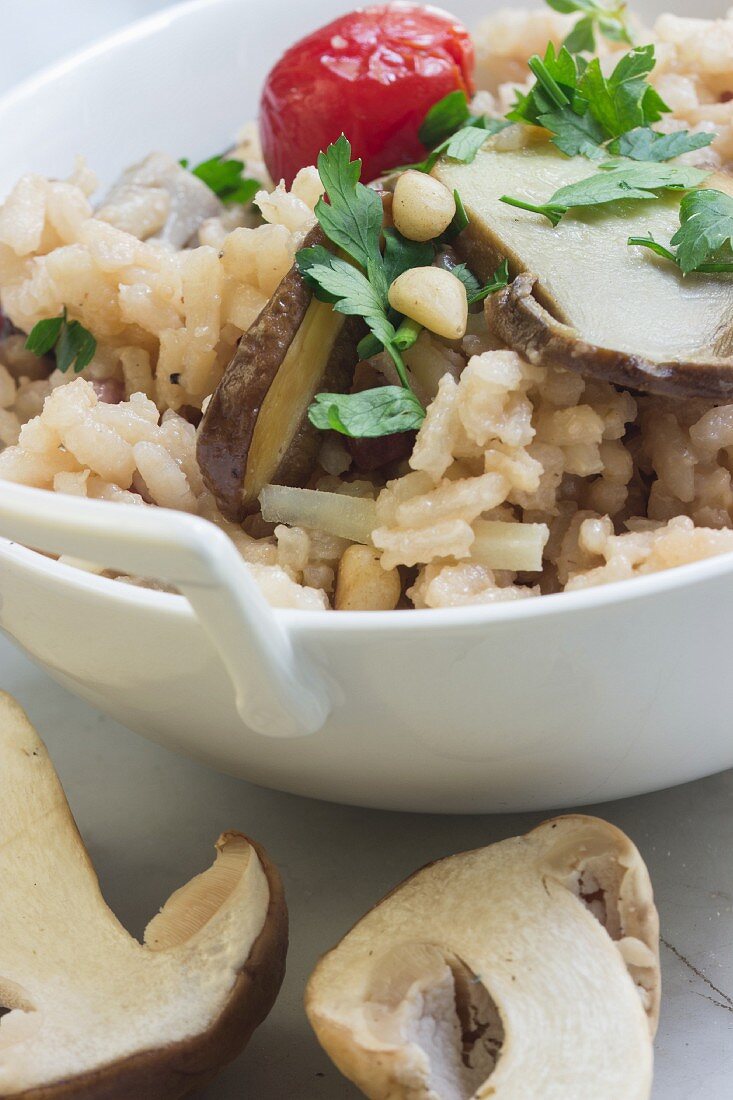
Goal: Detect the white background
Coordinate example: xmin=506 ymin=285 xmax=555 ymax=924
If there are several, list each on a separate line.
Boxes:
xmin=1 ymin=2 xmax=732 ymax=1097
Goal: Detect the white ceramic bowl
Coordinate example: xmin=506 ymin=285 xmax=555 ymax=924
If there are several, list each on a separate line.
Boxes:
xmin=0 ymin=0 xmax=731 ymax=813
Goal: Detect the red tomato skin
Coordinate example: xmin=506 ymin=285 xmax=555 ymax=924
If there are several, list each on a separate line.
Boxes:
xmin=259 ymin=3 xmax=475 ymax=186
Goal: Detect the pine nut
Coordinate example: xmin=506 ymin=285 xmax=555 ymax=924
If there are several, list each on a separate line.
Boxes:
xmin=388 ymin=267 xmax=468 ymax=341
xmin=392 ymin=170 xmax=457 ymax=242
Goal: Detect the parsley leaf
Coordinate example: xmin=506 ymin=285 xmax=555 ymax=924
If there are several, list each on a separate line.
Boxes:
xmin=579 ymin=47 xmax=668 ymax=138
xmin=446 ymin=260 xmax=510 ymax=304
xmin=451 ymin=263 xmax=482 ymax=296
xmin=182 ymin=154 xmax=259 ymax=205
xmin=632 ymin=189 xmax=733 ymax=274
xmin=381 ymin=228 xmax=433 ymax=286
xmin=563 ymin=15 xmax=598 ymax=55
xmin=308 ymin=387 xmax=425 ymax=437
xmin=501 ymin=161 xmax=708 ymax=225
xmin=538 ymin=107 xmax=607 ymax=158
xmin=24 ymin=315 xmax=64 ymax=357
xmin=408 ymin=98 xmax=509 ymax=173
xmin=609 ymin=126 xmax=715 ymax=162
xmin=314 ymin=136 xmax=386 ymax=292
xmin=419 ymin=90 xmax=472 ymax=146
xmin=25 ymin=308 xmax=97 ymax=373
xmin=298 ymin=245 xmax=398 ymax=352
xmin=509 ymin=42 xmax=703 ymax=163
xmin=546 ymin=0 xmax=634 ymax=53
xmin=508 ymin=45 xmax=581 ymax=129
xmin=672 ymin=189 xmax=733 ymax=273
xmin=442 ymin=124 xmax=505 ymax=163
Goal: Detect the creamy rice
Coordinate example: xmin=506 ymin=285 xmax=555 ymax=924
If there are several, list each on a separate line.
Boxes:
xmin=2 ymin=9 xmax=733 ymax=609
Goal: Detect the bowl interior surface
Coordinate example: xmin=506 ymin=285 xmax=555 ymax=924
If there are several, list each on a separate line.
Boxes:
xmin=0 ymin=0 xmax=725 ymax=195
xmin=0 ymin=0 xmax=730 ymax=624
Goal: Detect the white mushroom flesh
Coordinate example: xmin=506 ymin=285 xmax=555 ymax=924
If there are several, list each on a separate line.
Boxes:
xmin=0 ymin=693 xmax=273 ymax=1093
xmin=307 ymin=814 xmax=660 ymax=1100
xmin=434 ymin=143 xmax=733 ymax=363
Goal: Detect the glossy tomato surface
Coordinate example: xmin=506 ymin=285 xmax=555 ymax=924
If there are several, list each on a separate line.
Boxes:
xmin=259 ymin=3 xmax=475 ymax=186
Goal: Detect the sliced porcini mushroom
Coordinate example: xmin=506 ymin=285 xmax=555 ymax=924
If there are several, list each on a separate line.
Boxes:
xmin=0 ymin=692 xmax=287 ymax=1098
xmin=197 ymin=226 xmax=363 ymax=521
xmin=434 ymin=142 xmax=733 ymax=398
xmin=306 ymin=814 xmax=659 ymax=1100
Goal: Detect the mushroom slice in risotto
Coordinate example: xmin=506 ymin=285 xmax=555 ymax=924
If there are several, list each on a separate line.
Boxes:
xmin=197 ymin=226 xmax=364 ymax=522
xmin=434 ymin=142 xmax=733 ymax=400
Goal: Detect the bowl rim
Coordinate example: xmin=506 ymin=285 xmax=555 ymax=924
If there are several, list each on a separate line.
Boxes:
xmin=2 ymin=0 xmax=732 ymax=632
xmin=3 ymin=525 xmax=733 ymax=633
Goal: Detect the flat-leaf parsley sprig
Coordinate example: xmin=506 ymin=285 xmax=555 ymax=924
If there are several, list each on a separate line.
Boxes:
xmin=501 ymin=161 xmax=709 ymax=226
xmin=25 ymin=308 xmax=97 ymax=374
xmin=629 ymin=189 xmax=733 ymax=274
xmin=298 ymin=137 xmax=510 ymax=439
xmin=507 ymin=43 xmax=713 ymax=163
xmin=297 ymin=136 xmax=434 ymax=438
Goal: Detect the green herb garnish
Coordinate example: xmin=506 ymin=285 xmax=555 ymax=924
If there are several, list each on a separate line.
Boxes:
xmin=442 ymin=190 xmax=470 ymax=240
xmin=308 ymin=386 xmax=426 ymax=438
xmin=468 ymin=260 xmax=511 ymax=305
xmin=408 ymin=92 xmax=510 ymax=173
xmin=508 ymin=43 xmax=708 ymax=163
xmin=507 ymin=43 xmax=594 ymax=144
xmin=546 ymin=0 xmax=634 ymax=54
xmin=629 ymin=189 xmax=733 ymax=274
xmin=356 ymin=315 xmax=424 ymax=362
xmin=25 ymin=308 xmax=97 ymax=374
xmin=297 ymin=136 xmax=431 ymax=437
xmin=298 ymin=138 xmax=505 ymax=438
xmin=381 ymin=228 xmax=434 ymax=286
xmin=579 ymin=47 xmax=668 ymax=137
xmin=502 ymin=161 xmax=708 ymax=226
xmin=609 ymin=126 xmax=715 ymax=162
xmin=180 ymin=154 xmax=259 ymax=205
xmin=298 ymin=244 xmax=409 ymax=368
xmin=419 ymin=90 xmax=472 ymax=146
xmin=450 ymin=259 xmax=511 ymax=304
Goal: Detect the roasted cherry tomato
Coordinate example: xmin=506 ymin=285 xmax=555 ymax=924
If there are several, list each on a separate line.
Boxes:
xmin=259 ymin=3 xmax=475 ymax=186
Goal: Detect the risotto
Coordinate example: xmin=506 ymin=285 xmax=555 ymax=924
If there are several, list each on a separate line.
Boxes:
xmin=2 ymin=2 xmax=733 ymax=609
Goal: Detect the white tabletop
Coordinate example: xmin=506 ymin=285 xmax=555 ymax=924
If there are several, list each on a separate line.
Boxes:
xmin=2 ymin=4 xmax=732 ymax=1097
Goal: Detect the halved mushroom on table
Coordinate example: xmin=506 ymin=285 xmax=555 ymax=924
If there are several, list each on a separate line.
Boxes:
xmin=307 ymin=815 xmax=660 ymax=1100
xmin=197 ymin=226 xmax=363 ymax=522
xmin=0 ymin=693 xmax=287 ymax=1099
xmin=434 ymin=143 xmax=733 ymax=399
